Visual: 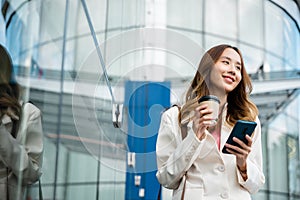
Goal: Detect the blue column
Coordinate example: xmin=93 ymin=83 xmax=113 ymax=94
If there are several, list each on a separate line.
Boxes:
xmin=124 ymin=81 xmax=170 ymax=200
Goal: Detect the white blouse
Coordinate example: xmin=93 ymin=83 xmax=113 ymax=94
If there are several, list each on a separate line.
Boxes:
xmin=156 ymin=106 xmax=265 ymax=200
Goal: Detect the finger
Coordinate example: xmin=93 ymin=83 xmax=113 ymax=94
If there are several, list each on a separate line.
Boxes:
xmin=199 ymin=108 xmax=213 ymax=118
xmin=193 ymin=118 xmax=211 ymax=132
xmin=232 ymin=137 xmax=252 ymax=154
xmin=224 ymin=148 xmax=244 ymax=159
xmin=195 ymin=104 xmax=208 ymax=111
xmin=245 ymin=135 xmax=253 ymax=147
xmin=198 ymin=116 xmax=215 ymax=128
xmin=193 ymin=108 xmax=213 ymax=120
xmin=198 ymin=119 xmax=213 ymax=128
xmin=224 ymin=148 xmax=239 ymax=156
xmin=225 ymin=143 xmax=249 ymax=155
xmin=232 ymin=137 xmax=251 ymax=150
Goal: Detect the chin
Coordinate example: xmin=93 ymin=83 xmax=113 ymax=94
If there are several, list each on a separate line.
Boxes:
xmin=224 ymin=87 xmax=235 ymax=93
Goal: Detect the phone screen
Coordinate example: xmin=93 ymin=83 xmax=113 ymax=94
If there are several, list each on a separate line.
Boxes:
xmin=222 ymin=120 xmax=257 ymax=154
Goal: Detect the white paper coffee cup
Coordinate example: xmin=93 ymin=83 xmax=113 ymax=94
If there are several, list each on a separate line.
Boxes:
xmin=198 ymin=95 xmax=220 ymax=126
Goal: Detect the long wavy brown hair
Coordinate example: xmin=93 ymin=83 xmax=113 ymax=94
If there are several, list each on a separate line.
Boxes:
xmin=0 ymin=44 xmax=22 ymax=137
xmin=179 ymin=44 xmax=258 ymax=127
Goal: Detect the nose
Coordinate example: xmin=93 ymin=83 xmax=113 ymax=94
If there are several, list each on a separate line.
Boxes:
xmin=227 ymin=64 xmax=236 ymax=75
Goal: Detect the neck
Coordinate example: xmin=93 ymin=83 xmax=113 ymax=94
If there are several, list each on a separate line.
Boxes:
xmin=218 ymin=96 xmax=227 ymax=110
xmin=209 ymin=91 xmax=227 ymax=110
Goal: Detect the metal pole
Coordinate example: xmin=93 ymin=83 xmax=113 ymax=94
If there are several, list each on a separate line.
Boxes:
xmin=81 ymin=0 xmax=122 ymax=128
xmin=53 ymin=0 xmax=69 ymax=198
xmin=80 ymin=0 xmax=115 ymax=104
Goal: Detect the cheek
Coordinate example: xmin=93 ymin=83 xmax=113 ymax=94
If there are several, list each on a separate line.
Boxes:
xmin=236 ymin=74 xmax=242 ymax=85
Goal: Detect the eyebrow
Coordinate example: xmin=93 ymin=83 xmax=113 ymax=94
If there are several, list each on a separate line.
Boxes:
xmin=221 ymin=56 xmax=241 ymax=66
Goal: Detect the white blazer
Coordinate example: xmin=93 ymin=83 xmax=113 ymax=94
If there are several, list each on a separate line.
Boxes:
xmin=156 ymin=106 xmax=265 ymax=200
xmin=0 ymin=102 xmax=43 ymax=200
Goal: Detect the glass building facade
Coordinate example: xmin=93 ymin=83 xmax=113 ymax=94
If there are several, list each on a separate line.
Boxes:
xmin=1 ymin=0 xmax=299 ymax=199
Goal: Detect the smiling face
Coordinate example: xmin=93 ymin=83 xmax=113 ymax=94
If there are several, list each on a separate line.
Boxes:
xmin=185 ymin=44 xmax=255 ymax=126
xmin=208 ymin=48 xmax=242 ymax=95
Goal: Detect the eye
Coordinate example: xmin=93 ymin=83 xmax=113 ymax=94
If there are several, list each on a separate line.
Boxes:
xmin=236 ymin=65 xmax=241 ymax=71
xmin=222 ymin=60 xmax=230 ymax=65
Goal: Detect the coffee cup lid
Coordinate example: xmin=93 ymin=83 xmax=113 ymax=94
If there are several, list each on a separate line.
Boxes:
xmin=198 ymin=95 xmax=220 ymax=104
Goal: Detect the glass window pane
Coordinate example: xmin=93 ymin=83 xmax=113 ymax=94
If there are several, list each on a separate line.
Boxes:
xmin=205 ymin=0 xmax=237 ymax=40
xmin=167 ymin=0 xmax=203 ymax=30
xmin=268 ymin=126 xmax=289 ymax=194
xmin=282 ymin=17 xmax=300 ymax=70
xmin=239 ymin=44 xmax=264 ymax=74
xmin=239 ymin=0 xmax=264 ymax=47
xmin=265 ymin=1 xmax=284 ymax=67
xmin=204 ymin=34 xmax=237 ymax=50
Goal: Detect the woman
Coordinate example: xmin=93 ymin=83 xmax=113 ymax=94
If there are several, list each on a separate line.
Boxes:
xmin=0 ymin=44 xmax=43 ymax=200
xmin=156 ymin=44 xmax=265 ymax=199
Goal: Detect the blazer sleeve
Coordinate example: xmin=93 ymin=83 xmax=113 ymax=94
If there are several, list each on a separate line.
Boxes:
xmin=156 ymin=108 xmax=203 ymax=189
xmin=237 ymin=117 xmax=265 ymax=193
xmin=0 ymin=103 xmax=43 ymax=185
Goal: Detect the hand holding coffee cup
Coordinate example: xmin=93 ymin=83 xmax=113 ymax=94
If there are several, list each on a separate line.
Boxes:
xmin=197 ymin=95 xmax=220 ymax=126
xmin=180 ymin=95 xmax=220 ymax=126
xmin=190 ymin=95 xmax=220 ymax=140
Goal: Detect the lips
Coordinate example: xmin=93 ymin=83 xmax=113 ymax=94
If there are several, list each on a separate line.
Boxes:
xmin=223 ymin=75 xmax=235 ymax=83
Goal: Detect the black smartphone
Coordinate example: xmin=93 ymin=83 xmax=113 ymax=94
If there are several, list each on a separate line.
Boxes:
xmin=222 ymin=120 xmax=257 ymax=154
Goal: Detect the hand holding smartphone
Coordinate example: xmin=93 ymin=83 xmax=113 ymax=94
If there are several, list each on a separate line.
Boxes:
xmin=222 ymin=120 xmax=257 ymax=154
